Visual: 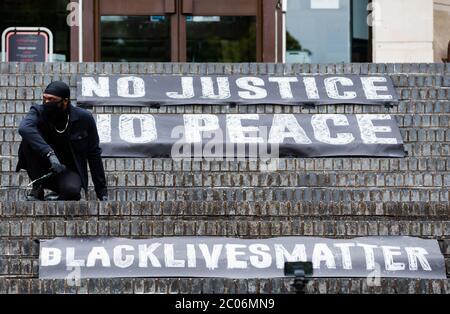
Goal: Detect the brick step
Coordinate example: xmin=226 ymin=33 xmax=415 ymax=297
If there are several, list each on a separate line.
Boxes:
xmin=1 ymin=187 xmax=448 ymax=202
xmin=2 ymin=157 xmax=449 ymax=173
xmin=1 ymin=61 xmax=449 ymax=74
xmin=0 ymin=216 xmax=449 ymax=239
xmin=1 ymin=277 xmax=449 ymax=294
xmin=2 ymin=171 xmax=450 ymax=189
xmin=2 ymin=87 xmax=449 ymax=101
xmin=1 ymin=201 xmax=449 ymax=218
xmin=2 ymin=101 xmax=450 ymax=116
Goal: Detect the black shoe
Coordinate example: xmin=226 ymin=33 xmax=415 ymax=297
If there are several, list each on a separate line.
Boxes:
xmin=26 ymin=185 xmax=44 ymax=201
xmin=44 ymin=192 xmax=60 ymax=201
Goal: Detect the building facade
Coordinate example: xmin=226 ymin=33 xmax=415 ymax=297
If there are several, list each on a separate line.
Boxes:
xmin=1 ymin=0 xmax=448 ymax=64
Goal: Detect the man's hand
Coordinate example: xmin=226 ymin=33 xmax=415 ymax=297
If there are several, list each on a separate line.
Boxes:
xmin=48 ymin=153 xmax=66 ymax=174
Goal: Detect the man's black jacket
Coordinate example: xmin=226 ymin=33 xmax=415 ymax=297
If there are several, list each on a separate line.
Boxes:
xmin=16 ymin=104 xmax=107 ymax=199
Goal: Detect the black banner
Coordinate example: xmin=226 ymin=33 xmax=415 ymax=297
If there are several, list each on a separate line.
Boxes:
xmin=77 ymin=75 xmax=398 ymax=106
xmin=39 ymin=236 xmax=446 ymax=280
xmin=93 ymin=114 xmax=406 ymax=158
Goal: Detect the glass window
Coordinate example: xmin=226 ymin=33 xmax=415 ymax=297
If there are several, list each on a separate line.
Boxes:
xmin=100 ymin=15 xmax=171 ymax=62
xmin=186 ymin=16 xmax=256 ymax=62
xmin=285 ymin=0 xmax=370 ymax=63
xmin=0 ymin=0 xmax=71 ymax=61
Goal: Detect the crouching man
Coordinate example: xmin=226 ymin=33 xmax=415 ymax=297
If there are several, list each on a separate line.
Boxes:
xmin=16 ymin=81 xmax=108 ymax=201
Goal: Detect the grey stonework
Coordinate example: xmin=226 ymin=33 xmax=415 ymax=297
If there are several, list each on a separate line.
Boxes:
xmin=0 ymin=62 xmax=449 ymax=294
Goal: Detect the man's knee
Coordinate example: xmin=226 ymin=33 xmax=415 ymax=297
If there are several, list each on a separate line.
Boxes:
xmin=59 ymin=184 xmax=82 ymax=201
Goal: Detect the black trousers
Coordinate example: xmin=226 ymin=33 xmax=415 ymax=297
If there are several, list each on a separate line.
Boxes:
xmin=20 ymin=140 xmax=82 ymax=201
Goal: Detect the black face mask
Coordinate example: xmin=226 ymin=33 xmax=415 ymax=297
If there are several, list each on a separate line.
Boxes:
xmin=42 ymin=100 xmax=67 ymax=124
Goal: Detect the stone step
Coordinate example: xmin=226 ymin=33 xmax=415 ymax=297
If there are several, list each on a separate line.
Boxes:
xmin=1 ymin=187 xmax=448 ymax=202
xmin=2 ymin=172 xmax=450 ymax=189
xmin=0 ymin=201 xmax=449 ymax=218
xmin=1 ymin=277 xmax=449 ymax=294
xmin=1 ymin=61 xmax=449 ymax=75
xmin=2 ymin=157 xmax=449 ymax=173
xmin=2 ymin=86 xmax=449 ymax=101
xmin=0 ymin=216 xmax=448 ymax=239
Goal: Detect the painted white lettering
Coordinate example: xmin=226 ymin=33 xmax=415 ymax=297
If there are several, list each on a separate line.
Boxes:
xmin=117 ymin=76 xmax=145 ymax=98
xmin=274 ymin=244 xmax=307 ymax=269
xmin=334 ymin=243 xmax=355 ymax=270
xmin=269 ymin=114 xmax=312 ymax=144
xmin=186 ymin=244 xmax=197 ymax=268
xmin=405 ymin=247 xmax=432 ymax=271
xmin=66 ymin=247 xmax=85 ymax=267
xmin=96 ymin=114 xmax=112 ymax=143
xmin=113 ymin=245 xmax=134 ymax=268
xmin=311 ymin=114 xmax=355 ymax=145
xmin=236 ymin=77 xmax=268 ymax=99
xmin=86 ymin=247 xmax=111 ymax=267
xmin=312 ymin=243 xmax=337 ymax=269
xmin=249 ymin=244 xmax=272 ymax=268
xmin=183 ymin=114 xmax=220 ymax=143
xmin=119 ymin=114 xmax=157 ymax=144
xmin=82 ymin=77 xmax=110 ymax=97
xmin=198 ymin=244 xmax=223 ymax=270
xmin=361 ymin=77 xmax=393 ymax=100
xmin=201 ymin=77 xmax=231 ymax=100
xmin=226 ymin=244 xmax=247 ymax=269
xmin=303 ymin=77 xmax=320 ymax=100
xmin=269 ymin=77 xmax=298 ymax=99
xmin=356 ymin=114 xmax=398 ymax=144
xmin=325 ymin=77 xmax=357 ymax=100
xmin=382 ymin=246 xmax=406 ymax=271
xmin=357 ymin=243 xmax=378 ymax=270
xmin=166 ymin=77 xmax=195 ymax=99
xmin=40 ymin=248 xmax=62 ymax=266
xmin=164 ymin=244 xmax=186 ymax=268
xmin=138 ymin=243 xmax=162 ymax=268
xmin=227 ymin=114 xmax=263 ymax=144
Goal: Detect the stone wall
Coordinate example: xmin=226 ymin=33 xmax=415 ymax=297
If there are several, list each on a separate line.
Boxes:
xmin=0 ymin=62 xmax=449 ymax=294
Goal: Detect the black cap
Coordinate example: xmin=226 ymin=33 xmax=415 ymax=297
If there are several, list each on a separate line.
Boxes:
xmin=44 ymin=81 xmax=70 ymax=99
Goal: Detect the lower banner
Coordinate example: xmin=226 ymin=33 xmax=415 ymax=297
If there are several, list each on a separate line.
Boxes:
xmin=39 ymin=236 xmax=446 ymax=279
xmin=93 ymin=114 xmax=407 ymax=158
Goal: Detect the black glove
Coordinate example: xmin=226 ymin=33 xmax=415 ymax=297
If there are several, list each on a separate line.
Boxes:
xmin=48 ymin=153 xmax=66 ymax=174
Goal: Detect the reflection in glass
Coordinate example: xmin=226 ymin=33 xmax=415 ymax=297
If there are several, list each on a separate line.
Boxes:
xmin=187 ymin=16 xmax=256 ymax=62
xmin=101 ymin=16 xmax=170 ymax=62
xmin=286 ymin=0 xmax=370 ymax=63
xmin=0 ymin=0 xmax=70 ymax=61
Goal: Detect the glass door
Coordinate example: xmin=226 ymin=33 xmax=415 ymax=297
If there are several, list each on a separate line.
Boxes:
xmin=97 ymin=0 xmax=176 ymax=62
xmin=93 ymin=0 xmax=277 ymax=62
xmin=181 ymin=0 xmax=259 ymax=62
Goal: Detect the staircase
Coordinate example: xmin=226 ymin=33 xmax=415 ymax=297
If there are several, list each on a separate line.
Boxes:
xmin=0 ymin=62 xmax=449 ymax=294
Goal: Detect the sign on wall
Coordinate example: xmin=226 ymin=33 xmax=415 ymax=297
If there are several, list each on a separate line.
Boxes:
xmin=39 ymin=236 xmax=446 ymax=280
xmin=1 ymin=27 xmax=54 ymax=62
xmin=93 ymin=113 xmax=407 ymax=158
xmin=77 ymin=75 xmax=398 ymax=107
